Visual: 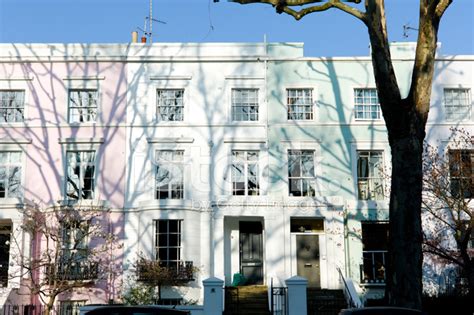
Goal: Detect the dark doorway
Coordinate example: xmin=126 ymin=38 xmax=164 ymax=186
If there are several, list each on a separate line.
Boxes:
xmin=239 ymin=221 xmax=263 ymax=285
xmin=0 ymin=225 xmax=12 ymax=287
xmin=296 ymin=234 xmax=320 ymax=288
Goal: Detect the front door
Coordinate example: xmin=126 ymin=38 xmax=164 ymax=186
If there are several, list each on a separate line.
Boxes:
xmin=239 ymin=221 xmax=263 ymax=285
xmin=296 ymin=234 xmax=320 ymax=287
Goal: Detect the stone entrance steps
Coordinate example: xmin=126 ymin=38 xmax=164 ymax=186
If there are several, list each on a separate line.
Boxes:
xmin=307 ymin=288 xmax=348 ymax=315
xmin=224 ymin=285 xmax=271 ymax=315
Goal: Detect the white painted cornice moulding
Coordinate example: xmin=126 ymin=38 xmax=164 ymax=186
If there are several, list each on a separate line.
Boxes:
xmin=280 ymin=139 xmax=321 ymax=144
xmin=0 ymin=76 xmax=33 ymax=81
xmin=146 ymin=137 xmax=194 ymax=144
xmin=58 ymin=137 xmax=105 ymax=144
xmin=149 ymin=76 xmax=192 ymax=81
xmin=223 ymin=138 xmax=267 ymax=144
xmin=224 ymin=75 xmax=265 ymax=80
xmin=0 ymin=137 xmax=32 ymax=144
xmin=62 ymin=76 xmax=105 ymax=81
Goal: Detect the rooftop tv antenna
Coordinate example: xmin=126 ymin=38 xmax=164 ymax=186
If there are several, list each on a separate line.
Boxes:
xmin=403 ymin=23 xmax=418 ymax=38
xmin=137 ymin=0 xmax=166 ymax=43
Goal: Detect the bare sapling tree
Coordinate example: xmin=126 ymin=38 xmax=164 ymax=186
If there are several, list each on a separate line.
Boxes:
xmin=10 ymin=202 xmax=122 ymax=315
xmin=422 ymin=128 xmax=473 ymax=297
xmin=220 ymin=0 xmax=453 ymax=308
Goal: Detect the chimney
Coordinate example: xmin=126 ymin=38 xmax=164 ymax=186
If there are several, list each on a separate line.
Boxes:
xmin=131 ymin=31 xmax=138 ymax=43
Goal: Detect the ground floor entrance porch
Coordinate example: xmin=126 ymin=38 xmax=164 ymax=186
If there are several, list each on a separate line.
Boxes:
xmin=222 ymin=215 xmax=335 ymax=289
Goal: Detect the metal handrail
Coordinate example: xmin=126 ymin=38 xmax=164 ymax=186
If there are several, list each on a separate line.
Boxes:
xmin=336 ymin=266 xmax=357 ymax=308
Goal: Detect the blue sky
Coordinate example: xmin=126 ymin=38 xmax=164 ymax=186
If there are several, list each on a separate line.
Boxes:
xmin=0 ymin=0 xmax=472 ymax=57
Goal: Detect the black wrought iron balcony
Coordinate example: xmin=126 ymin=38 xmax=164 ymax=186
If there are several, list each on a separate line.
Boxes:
xmin=45 ymin=261 xmax=99 ymax=282
xmin=137 ymin=260 xmax=194 ymax=283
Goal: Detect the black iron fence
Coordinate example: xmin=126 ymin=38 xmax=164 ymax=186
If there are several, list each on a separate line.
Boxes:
xmin=270 ymin=286 xmax=287 ymax=315
xmin=1 ymin=304 xmax=82 ymax=315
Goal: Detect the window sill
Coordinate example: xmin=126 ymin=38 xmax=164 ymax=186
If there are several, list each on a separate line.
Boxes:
xmin=68 ymin=122 xmax=98 ymax=127
xmin=0 ymin=122 xmax=27 ymax=127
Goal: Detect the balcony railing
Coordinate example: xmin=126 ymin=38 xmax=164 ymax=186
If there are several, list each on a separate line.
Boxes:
xmin=137 ymin=260 xmax=194 ymax=283
xmin=45 ymin=261 xmax=99 ymax=282
xmin=360 ymin=250 xmax=387 ymax=285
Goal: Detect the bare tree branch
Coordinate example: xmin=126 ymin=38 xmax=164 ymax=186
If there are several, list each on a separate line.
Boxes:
xmin=229 ymin=0 xmax=366 ymax=21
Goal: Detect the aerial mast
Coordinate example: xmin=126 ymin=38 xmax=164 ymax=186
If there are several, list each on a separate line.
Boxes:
xmin=149 ymin=0 xmax=153 ymax=43
xmin=137 ymin=0 xmax=166 ymax=43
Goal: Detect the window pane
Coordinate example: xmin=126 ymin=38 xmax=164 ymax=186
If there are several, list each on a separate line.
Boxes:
xmin=65 ymin=151 xmax=96 ymax=200
xmin=0 ymin=152 xmax=22 ymax=199
xmin=288 ymin=150 xmax=316 ymax=197
xmin=287 ymin=89 xmax=313 ymax=120
xmin=158 ymin=220 xmax=168 ymax=233
xmin=155 ymin=151 xmax=184 ymax=200
xmin=232 ymin=89 xmax=259 ymax=121
xmin=0 ymin=90 xmax=25 ymax=123
xmin=68 ymin=90 xmax=98 ymax=123
xmin=357 ymin=151 xmax=384 ymax=200
xmin=157 ymin=89 xmax=184 ymax=121
xmin=444 ymin=88 xmax=471 ymax=121
xmin=232 ymin=150 xmax=260 ymax=196
xmin=354 ymin=88 xmax=381 ymax=120
xmin=449 ymin=150 xmax=474 ymax=198
xmin=155 ymin=220 xmax=181 ymax=264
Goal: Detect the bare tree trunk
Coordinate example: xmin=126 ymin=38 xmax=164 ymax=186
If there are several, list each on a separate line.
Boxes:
xmin=44 ymin=293 xmax=58 ymax=315
xmin=386 ymin=134 xmax=424 ymax=309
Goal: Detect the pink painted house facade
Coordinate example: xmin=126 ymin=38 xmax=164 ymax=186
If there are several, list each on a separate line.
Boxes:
xmin=0 ymin=44 xmax=127 ymax=308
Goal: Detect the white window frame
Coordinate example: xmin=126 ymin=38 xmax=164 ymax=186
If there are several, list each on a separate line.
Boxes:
xmin=448 ymin=149 xmax=474 ymax=199
xmin=443 ymin=88 xmax=472 ymax=121
xmin=148 ymin=77 xmax=191 ymax=124
xmin=286 ymin=88 xmax=314 ymax=121
xmin=354 ymin=88 xmax=381 ymax=120
xmin=0 ymin=78 xmax=30 ymax=124
xmin=65 ymin=150 xmax=97 ymax=201
xmin=0 ymin=90 xmax=25 ymax=123
xmin=156 ymin=89 xmax=185 ymax=122
xmin=63 ymin=77 xmax=103 ymax=125
xmin=67 ymin=89 xmax=99 ymax=123
xmin=0 ymin=151 xmax=23 ymax=199
xmin=350 ymin=141 xmax=390 ymax=204
xmin=356 ymin=150 xmax=385 ymax=201
xmin=231 ymin=88 xmax=259 ymax=122
xmin=61 ymin=220 xmax=89 ymax=259
xmin=288 ymin=149 xmax=317 ymax=197
xmin=154 ymin=150 xmax=185 ymax=200
xmin=226 ymin=77 xmax=265 ymax=124
xmin=231 ymin=150 xmax=260 ymax=196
